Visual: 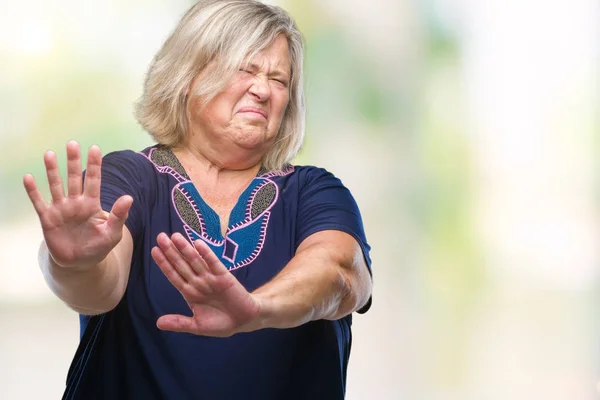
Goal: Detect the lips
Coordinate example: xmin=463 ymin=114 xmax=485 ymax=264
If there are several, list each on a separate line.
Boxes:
xmin=237 ymin=107 xmax=267 ymax=119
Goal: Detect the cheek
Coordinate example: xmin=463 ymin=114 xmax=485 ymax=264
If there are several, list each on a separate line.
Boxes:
xmin=273 ymin=92 xmax=290 ymax=121
xmin=202 ymin=79 xmax=249 ymax=116
xmin=201 ymin=94 xmax=236 ymax=123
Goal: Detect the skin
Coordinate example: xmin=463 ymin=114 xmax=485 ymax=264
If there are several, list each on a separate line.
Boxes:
xmin=180 ymin=34 xmax=292 ymax=171
xmin=173 ymin=35 xmax=293 ymax=236
xmin=24 ymin=35 xmax=372 ymax=335
xmin=24 ymin=143 xmax=133 ymax=315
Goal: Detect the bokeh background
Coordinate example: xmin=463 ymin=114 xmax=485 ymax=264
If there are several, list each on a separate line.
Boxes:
xmin=1 ymin=0 xmax=599 ymax=398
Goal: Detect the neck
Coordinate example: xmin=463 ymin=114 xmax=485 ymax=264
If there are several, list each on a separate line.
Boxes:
xmin=172 ymin=144 xmax=262 ymax=183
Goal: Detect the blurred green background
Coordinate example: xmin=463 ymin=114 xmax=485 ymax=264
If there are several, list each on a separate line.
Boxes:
xmin=1 ymin=0 xmax=599 ymax=399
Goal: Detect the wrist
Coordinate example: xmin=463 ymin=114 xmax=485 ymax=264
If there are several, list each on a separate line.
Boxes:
xmin=45 ymin=247 xmax=108 ymax=274
xmin=250 ymin=289 xmax=315 ymax=330
xmin=253 ymin=292 xmax=275 ymax=330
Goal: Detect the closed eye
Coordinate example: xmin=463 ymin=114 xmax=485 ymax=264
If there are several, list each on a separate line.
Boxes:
xmin=270 ymin=78 xmax=288 ymax=87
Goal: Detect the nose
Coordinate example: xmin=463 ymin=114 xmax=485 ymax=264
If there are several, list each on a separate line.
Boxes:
xmin=248 ymin=76 xmax=271 ymax=102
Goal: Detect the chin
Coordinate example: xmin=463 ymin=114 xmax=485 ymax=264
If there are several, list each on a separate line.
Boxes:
xmin=232 ymin=128 xmax=275 ymax=150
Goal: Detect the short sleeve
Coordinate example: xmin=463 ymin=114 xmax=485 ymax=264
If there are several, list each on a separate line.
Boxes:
xmin=96 ymin=150 xmax=153 ymax=241
xmin=295 ymin=167 xmax=372 ymax=313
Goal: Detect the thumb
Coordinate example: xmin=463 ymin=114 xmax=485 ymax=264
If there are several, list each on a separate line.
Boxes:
xmin=157 ymin=314 xmax=196 ymax=334
xmin=106 ymin=195 xmax=133 ymax=235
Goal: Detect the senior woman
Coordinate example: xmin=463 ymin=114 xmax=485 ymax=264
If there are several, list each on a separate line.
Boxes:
xmin=23 ymin=1 xmax=372 ymax=399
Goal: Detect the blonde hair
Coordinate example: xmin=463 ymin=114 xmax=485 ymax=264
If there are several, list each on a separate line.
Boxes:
xmin=134 ymin=0 xmax=305 ymax=171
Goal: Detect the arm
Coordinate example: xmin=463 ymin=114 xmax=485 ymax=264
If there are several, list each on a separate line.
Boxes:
xmin=150 ymin=229 xmax=372 ymax=337
xmin=253 ymin=230 xmax=372 ymax=329
xmin=24 ymin=141 xmax=134 ymax=315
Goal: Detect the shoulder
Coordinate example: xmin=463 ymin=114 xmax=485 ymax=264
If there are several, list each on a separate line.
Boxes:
xmin=290 ymin=165 xmax=332 ymax=177
xmin=98 ymin=147 xmax=163 ymax=195
xmin=273 ymin=165 xmax=340 ymax=184
xmin=289 ymin=165 xmax=349 ymax=193
xmin=263 ymin=165 xmax=346 ymax=197
xmin=102 ymin=148 xmax=153 ymax=167
xmin=101 ymin=146 xmax=159 ymax=174
xmin=267 ymin=165 xmax=359 ymax=211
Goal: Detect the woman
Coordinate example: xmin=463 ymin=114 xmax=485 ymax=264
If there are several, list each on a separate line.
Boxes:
xmin=23 ymin=1 xmax=372 ymax=399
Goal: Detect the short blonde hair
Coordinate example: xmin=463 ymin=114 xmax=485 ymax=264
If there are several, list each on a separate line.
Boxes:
xmin=135 ymin=0 xmax=305 ymax=171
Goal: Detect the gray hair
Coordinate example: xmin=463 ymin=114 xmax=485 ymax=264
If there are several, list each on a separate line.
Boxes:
xmin=134 ymin=0 xmax=305 ymax=171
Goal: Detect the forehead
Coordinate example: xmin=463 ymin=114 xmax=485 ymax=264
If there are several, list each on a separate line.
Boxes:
xmin=245 ymin=35 xmax=290 ymax=71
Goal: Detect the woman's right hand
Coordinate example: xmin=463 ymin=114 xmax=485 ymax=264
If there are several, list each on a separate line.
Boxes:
xmin=23 ymin=141 xmax=133 ymax=270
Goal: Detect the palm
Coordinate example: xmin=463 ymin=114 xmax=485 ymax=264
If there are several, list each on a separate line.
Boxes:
xmin=23 ymin=142 xmax=132 ymax=269
xmin=42 ymin=202 xmax=114 ymax=268
xmin=151 ymin=233 xmax=261 ymax=337
xmin=185 ymin=276 xmax=258 ymax=334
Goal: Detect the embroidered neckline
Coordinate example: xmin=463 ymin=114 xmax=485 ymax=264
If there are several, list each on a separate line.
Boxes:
xmin=141 ymin=145 xmax=294 ymax=269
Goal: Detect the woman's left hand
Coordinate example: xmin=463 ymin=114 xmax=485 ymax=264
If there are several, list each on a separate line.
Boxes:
xmin=151 ymin=232 xmax=262 ymax=337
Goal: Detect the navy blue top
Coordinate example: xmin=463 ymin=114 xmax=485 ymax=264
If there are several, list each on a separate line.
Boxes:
xmin=64 ymin=145 xmax=372 ymax=400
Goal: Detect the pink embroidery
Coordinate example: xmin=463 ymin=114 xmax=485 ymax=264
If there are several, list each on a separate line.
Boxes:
xmin=228 ymin=213 xmax=271 ymax=271
xmin=143 ymin=147 xmax=294 ymax=269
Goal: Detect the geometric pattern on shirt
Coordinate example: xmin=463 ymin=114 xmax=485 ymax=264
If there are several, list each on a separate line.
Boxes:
xmin=142 ymin=145 xmax=294 ymax=270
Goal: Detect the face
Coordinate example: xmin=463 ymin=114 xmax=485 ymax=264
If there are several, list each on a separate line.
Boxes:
xmin=186 ymin=35 xmax=291 ymax=162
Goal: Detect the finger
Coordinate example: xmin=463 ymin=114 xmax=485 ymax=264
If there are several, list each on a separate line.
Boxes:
xmin=83 ymin=145 xmax=102 ymax=198
xmin=106 ymin=195 xmax=133 ymax=237
xmin=151 ymin=246 xmax=188 ymax=290
xmin=172 ymin=233 xmax=207 ymax=276
xmin=66 ymin=140 xmax=82 ymax=197
xmin=156 ymin=232 xmax=196 ymax=282
xmin=194 ymin=239 xmax=229 ymax=275
xmin=23 ymin=174 xmax=48 ymax=214
xmin=156 ymin=314 xmax=196 ymax=334
xmin=44 ymin=151 xmax=65 ymax=202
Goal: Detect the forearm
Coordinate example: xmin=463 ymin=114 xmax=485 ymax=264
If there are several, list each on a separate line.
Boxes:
xmin=39 ymin=241 xmax=128 ymax=315
xmin=253 ymin=243 xmax=370 ymax=330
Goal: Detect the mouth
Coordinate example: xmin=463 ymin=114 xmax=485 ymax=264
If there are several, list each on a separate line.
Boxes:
xmin=237 ymin=107 xmax=268 ymax=119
